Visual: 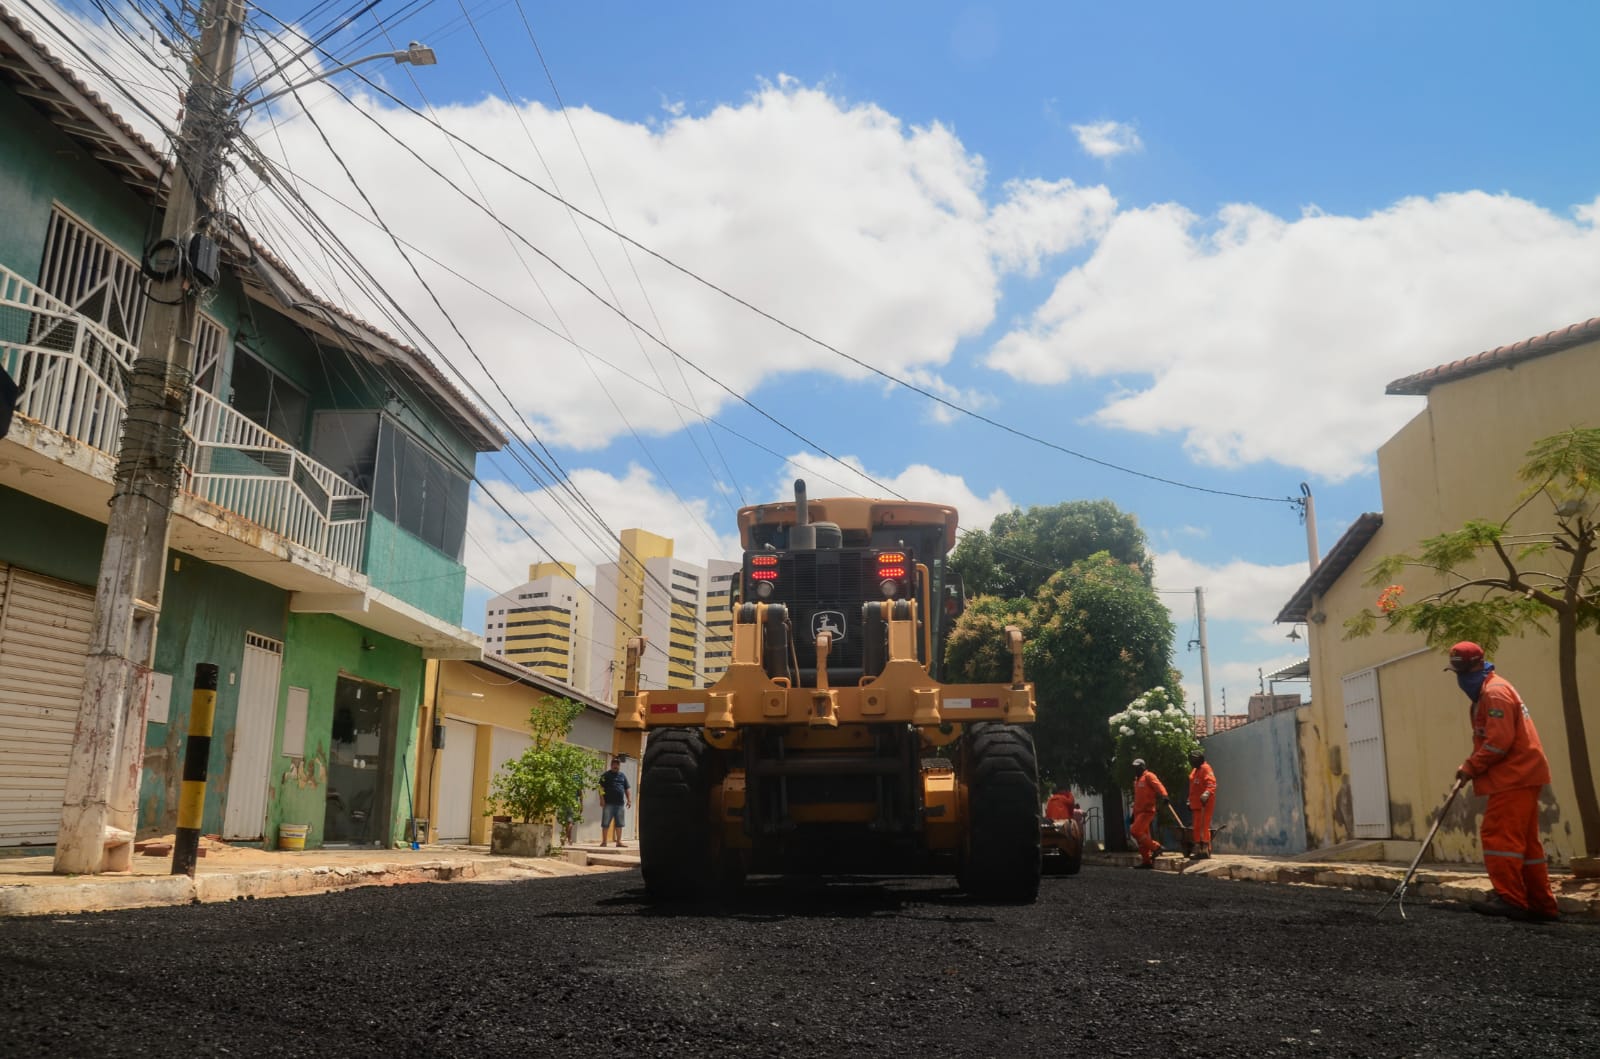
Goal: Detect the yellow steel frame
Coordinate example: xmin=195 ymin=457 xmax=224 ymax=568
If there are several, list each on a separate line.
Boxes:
xmin=610 ymin=599 xmax=1034 ymax=760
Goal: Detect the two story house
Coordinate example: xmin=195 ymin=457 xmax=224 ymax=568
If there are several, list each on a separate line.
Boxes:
xmin=0 ymin=7 xmax=505 ymax=850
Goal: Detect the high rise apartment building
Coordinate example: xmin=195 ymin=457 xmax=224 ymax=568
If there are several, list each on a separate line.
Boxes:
xmin=483 ymin=562 xmax=590 ymax=689
xmin=584 ymin=530 xmax=740 ymax=700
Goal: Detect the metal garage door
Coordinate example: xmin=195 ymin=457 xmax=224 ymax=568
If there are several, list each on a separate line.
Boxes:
xmin=0 ymin=564 xmax=96 ymax=845
xmin=434 ymin=718 xmax=477 ymax=843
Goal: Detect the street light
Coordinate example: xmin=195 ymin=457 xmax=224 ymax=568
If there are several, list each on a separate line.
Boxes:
xmin=238 ymin=42 xmax=437 ymax=113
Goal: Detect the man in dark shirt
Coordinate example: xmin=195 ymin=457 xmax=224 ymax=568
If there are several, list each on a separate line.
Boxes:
xmin=598 ymin=756 xmax=631 ymax=847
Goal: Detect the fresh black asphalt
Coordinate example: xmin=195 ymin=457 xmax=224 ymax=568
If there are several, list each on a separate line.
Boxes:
xmin=2 ymin=864 xmax=1595 ymax=1058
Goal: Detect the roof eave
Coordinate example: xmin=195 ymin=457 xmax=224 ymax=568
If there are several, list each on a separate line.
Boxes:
xmin=1275 ymin=512 xmax=1384 ymax=624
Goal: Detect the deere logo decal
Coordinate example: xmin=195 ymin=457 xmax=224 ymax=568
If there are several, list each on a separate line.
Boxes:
xmin=812 ymin=610 xmax=846 ymax=639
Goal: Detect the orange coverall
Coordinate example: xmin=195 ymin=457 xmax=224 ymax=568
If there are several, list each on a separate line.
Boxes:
xmin=1045 ymin=791 xmax=1076 ymax=821
xmin=1130 ymin=770 xmax=1168 ymax=864
xmin=1188 ymin=762 xmax=1216 ymax=848
xmin=1461 ymin=672 xmax=1558 ymax=918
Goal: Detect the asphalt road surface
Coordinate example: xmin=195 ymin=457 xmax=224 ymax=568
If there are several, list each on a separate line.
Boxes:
xmin=2 ymin=864 xmax=1595 ymax=1058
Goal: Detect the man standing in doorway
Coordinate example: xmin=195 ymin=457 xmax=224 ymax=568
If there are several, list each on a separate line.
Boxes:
xmin=1187 ymin=749 xmax=1217 ymax=859
xmin=1130 ymin=758 xmax=1169 ymax=870
xmin=1447 ymin=642 xmax=1560 ymax=922
xmin=598 ymin=756 xmax=631 ymax=848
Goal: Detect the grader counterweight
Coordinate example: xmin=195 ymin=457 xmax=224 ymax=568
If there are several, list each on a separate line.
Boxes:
xmin=611 ymin=480 xmax=1041 ymax=901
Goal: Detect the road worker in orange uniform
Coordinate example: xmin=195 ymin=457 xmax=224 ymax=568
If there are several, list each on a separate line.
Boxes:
xmin=1447 ymin=641 xmax=1561 ymax=922
xmin=1129 ymin=758 xmax=1168 ymax=869
xmin=1045 ymin=786 xmax=1076 ymax=821
xmin=1187 ymin=749 xmax=1216 ymax=859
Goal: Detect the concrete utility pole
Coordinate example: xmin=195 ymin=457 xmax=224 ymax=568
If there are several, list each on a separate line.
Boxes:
xmin=1300 ymin=482 xmax=1320 ymax=572
xmin=55 ymin=0 xmax=246 ymax=874
xmin=1195 ymin=586 xmax=1214 ymax=738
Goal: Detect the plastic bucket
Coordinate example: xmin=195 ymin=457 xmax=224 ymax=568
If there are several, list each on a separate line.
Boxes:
xmin=278 ymin=823 xmax=309 ymax=851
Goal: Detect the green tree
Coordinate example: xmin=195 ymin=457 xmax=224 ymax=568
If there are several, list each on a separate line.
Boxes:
xmin=1108 ymin=686 xmax=1198 ymax=795
xmin=950 ymin=500 xmax=1153 ymax=601
xmin=942 ymin=595 xmax=1031 ymax=683
xmin=486 ymin=695 xmax=603 ymax=831
xmin=1026 ymin=553 xmax=1176 ymax=798
xmin=1344 ymin=427 xmax=1600 ymax=862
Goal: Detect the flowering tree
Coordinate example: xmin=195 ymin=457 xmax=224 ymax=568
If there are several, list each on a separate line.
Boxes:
xmin=1345 ymin=428 xmax=1600 ymax=863
xmin=1108 ymin=686 xmax=1200 ymax=796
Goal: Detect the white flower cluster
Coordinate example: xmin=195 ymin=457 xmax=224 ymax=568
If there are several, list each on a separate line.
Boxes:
xmin=1107 ymin=687 xmax=1188 ymax=736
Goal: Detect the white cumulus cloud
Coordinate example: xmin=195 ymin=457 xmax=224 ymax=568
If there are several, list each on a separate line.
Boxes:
xmin=1072 ymin=120 xmax=1144 ymax=159
xmin=987 ymin=192 xmax=1600 ymax=480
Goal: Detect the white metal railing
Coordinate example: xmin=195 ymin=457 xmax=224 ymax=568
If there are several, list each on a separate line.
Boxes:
xmin=0 ymin=264 xmax=369 ymax=572
xmin=185 ymin=388 xmax=369 ymax=570
xmin=0 ymin=264 xmax=138 ymax=455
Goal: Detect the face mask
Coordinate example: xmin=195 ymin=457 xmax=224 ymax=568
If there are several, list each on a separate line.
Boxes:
xmin=1456 ymin=663 xmax=1493 ymax=700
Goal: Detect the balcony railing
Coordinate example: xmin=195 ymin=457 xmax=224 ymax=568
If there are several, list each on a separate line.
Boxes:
xmin=185 ymin=389 xmax=368 ymax=570
xmin=0 ymin=264 xmax=369 ymax=572
xmin=0 ymin=266 xmax=136 ymax=455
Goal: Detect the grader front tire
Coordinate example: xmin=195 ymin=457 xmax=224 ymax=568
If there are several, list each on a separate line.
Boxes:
xmin=960 ymin=722 xmax=1042 ymax=903
xmin=639 ymin=728 xmax=713 ymax=900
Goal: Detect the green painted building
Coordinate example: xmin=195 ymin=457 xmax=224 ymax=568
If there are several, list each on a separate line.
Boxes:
xmin=0 ymin=10 xmax=503 ymax=850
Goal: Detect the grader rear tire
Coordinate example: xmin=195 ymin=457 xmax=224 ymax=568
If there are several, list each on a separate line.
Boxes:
xmin=959 ymin=722 xmax=1041 ymax=903
xmin=639 ymin=728 xmax=713 ymax=899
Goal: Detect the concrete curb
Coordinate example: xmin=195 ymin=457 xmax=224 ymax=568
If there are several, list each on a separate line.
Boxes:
xmin=1085 ymin=852 xmax=1600 ymax=920
xmin=0 ymin=859 xmax=488 ymax=917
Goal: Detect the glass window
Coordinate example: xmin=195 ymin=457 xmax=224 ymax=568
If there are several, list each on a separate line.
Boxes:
xmin=370 ymin=417 xmax=470 ymax=559
xmin=231 ymin=346 xmax=309 ymax=445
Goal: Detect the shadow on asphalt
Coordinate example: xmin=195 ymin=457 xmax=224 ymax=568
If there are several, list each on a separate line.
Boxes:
xmin=535 ymin=876 xmax=1005 ymax=923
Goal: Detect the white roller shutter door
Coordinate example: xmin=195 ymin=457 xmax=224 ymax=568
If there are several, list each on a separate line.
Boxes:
xmin=0 ymin=564 xmax=96 ymax=845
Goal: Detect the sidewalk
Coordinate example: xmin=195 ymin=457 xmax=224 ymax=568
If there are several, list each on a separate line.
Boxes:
xmin=1086 ymin=848 xmax=1600 ymax=921
xmin=0 ymin=838 xmax=639 ymax=917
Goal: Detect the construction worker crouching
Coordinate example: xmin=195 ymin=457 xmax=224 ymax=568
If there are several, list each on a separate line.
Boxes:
xmin=1130 ymin=758 xmax=1168 ymax=869
xmin=1187 ymin=749 xmax=1216 ymax=860
xmin=1447 ymin=642 xmax=1560 ymax=922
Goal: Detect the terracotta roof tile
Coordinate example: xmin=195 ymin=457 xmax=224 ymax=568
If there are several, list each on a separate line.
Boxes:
xmin=1387 ymin=315 xmax=1600 ymax=396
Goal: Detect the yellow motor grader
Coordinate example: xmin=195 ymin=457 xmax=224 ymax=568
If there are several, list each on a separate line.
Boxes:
xmin=611 ymin=480 xmax=1041 ymax=902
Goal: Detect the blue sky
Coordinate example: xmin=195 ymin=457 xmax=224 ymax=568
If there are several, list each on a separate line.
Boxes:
xmin=44 ymin=0 xmax=1600 ymax=713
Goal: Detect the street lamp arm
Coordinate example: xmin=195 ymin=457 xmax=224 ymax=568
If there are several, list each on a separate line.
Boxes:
xmin=236 ymin=43 xmax=436 ymax=114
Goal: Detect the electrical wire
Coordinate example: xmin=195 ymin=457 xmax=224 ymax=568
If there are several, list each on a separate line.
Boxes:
xmin=226 ymin=29 xmax=1298 ymax=508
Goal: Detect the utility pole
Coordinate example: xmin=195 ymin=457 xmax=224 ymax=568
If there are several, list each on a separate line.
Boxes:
xmin=1300 ymin=482 xmax=1320 ymax=572
xmin=55 ymin=0 xmax=245 ymax=874
xmin=1195 ymin=586 xmax=1214 ymax=738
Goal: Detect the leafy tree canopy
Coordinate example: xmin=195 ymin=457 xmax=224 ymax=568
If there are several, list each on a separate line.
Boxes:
xmin=950 ymin=499 xmax=1154 ymax=601
xmin=945 ymin=541 xmax=1176 ymax=796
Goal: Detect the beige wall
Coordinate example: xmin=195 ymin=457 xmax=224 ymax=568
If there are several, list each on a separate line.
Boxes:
xmin=1300 ymin=338 xmax=1600 ymax=865
xmin=416 ymin=659 xmax=619 ymax=845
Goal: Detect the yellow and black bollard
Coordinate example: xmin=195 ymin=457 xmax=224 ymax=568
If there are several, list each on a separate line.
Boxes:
xmin=171 ymin=663 xmax=218 ymax=877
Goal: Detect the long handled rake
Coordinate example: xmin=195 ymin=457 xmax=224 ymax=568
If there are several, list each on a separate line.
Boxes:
xmin=1378 ymin=776 xmax=1467 ymax=920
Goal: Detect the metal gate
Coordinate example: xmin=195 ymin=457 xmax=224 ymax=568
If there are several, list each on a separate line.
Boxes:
xmin=221 ymin=633 xmax=283 ymax=840
xmin=0 ymin=564 xmax=95 ymax=845
xmin=1342 ymin=667 xmax=1391 ymax=839
xmin=434 ymin=718 xmax=477 ymax=843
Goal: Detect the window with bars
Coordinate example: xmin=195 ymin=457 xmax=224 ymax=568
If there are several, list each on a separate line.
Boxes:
xmin=35 ymin=206 xmax=148 ymax=343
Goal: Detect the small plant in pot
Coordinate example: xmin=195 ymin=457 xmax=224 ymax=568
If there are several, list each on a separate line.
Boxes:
xmin=486 ymin=695 xmax=602 ymax=857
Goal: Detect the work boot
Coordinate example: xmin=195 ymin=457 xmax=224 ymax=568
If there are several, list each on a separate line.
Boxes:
xmin=1133 ymin=861 xmax=1154 ymax=870
xmin=1196 ymin=844 xmax=1211 ymax=860
xmin=1470 ymin=893 xmax=1531 ymax=920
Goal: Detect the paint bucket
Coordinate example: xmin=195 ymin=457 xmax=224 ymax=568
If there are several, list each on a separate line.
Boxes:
xmin=278 ymin=823 xmax=309 ymax=851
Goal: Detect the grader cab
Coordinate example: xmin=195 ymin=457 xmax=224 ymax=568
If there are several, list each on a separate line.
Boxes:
xmin=611 ymin=480 xmax=1041 ymax=901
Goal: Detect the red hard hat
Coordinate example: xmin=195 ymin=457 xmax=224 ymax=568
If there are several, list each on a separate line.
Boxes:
xmin=1446 ymin=641 xmax=1485 ymax=672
